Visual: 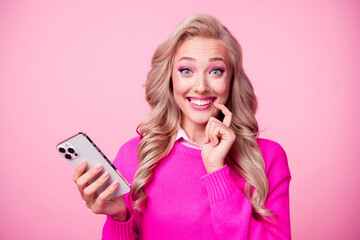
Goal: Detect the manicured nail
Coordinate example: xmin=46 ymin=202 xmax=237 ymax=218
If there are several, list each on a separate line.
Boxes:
xmin=80 ymin=160 xmax=86 ymax=167
xmin=95 ymin=163 xmax=102 ymax=171
xmin=112 ymin=181 xmax=119 ymax=188
xmin=102 ymin=172 xmax=109 ymax=179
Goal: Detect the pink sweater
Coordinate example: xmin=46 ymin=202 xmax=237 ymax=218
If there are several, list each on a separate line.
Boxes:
xmin=102 ymin=137 xmax=291 ymax=239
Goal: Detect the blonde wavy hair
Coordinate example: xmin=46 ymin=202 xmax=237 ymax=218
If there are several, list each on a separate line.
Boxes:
xmin=132 ymin=14 xmax=272 ymax=219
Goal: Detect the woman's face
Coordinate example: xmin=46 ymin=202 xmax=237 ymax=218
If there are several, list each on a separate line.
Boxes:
xmin=172 ymin=37 xmax=232 ymax=129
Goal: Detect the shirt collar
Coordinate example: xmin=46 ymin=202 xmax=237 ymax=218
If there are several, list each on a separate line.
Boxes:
xmin=175 ymin=127 xmax=201 ymax=149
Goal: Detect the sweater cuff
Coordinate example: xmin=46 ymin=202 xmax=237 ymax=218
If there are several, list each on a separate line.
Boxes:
xmin=201 ymin=165 xmax=238 ymax=203
xmin=102 ymin=214 xmax=135 ymax=240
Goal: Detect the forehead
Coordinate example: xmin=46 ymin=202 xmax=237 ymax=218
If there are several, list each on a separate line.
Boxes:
xmin=174 ymin=37 xmax=229 ymax=63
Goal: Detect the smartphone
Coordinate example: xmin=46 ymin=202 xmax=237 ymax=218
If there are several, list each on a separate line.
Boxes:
xmin=56 ymin=132 xmax=130 ymax=200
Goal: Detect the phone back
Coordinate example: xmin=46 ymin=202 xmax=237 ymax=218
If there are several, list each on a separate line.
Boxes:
xmin=56 ymin=132 xmax=130 ymax=200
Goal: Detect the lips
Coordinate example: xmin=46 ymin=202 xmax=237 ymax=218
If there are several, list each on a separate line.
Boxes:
xmin=187 ymin=97 xmax=216 ymax=110
xmin=188 ymin=98 xmax=215 ymax=106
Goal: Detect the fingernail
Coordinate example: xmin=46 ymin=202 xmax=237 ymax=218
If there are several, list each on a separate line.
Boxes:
xmin=102 ymin=172 xmax=109 ymax=179
xmin=80 ymin=160 xmax=86 ymax=167
xmin=112 ymin=181 xmax=119 ymax=188
xmin=95 ymin=163 xmax=102 ymax=171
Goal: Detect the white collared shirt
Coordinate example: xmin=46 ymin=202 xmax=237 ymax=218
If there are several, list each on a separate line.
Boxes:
xmin=175 ymin=127 xmax=202 ymax=149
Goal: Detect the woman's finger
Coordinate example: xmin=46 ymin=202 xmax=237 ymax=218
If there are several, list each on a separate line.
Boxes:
xmin=76 ymin=163 xmax=103 ymax=193
xmin=91 ymin=181 xmax=119 ymax=214
xmin=210 ymin=123 xmax=231 ymax=147
xmin=207 ymin=119 xmax=222 ymax=146
xmin=213 ymin=102 xmax=232 ymax=127
xmin=209 ymin=125 xmax=221 ymax=147
xmin=83 ymin=172 xmax=110 ymax=202
xmin=73 ymin=160 xmax=87 ymax=182
xmin=204 ymin=117 xmax=218 ymax=145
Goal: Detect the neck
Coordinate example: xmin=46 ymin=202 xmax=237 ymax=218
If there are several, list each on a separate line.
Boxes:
xmin=181 ymin=121 xmax=206 ymax=146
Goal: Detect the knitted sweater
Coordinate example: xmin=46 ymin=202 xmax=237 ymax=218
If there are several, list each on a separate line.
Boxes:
xmin=102 ymin=137 xmax=291 ymax=239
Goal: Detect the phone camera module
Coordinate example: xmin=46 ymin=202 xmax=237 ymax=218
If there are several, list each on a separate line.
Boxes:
xmin=65 ymin=154 xmax=72 ymax=160
xmin=68 ymin=148 xmax=75 ymax=153
xmin=59 ymin=147 xmax=66 ymax=153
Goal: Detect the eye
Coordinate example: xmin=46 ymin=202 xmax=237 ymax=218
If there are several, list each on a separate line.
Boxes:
xmin=210 ymin=67 xmax=225 ymax=75
xmin=178 ymin=67 xmax=193 ymax=75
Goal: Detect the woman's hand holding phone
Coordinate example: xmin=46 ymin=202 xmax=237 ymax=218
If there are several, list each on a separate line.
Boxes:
xmin=73 ymin=161 xmax=129 ymax=222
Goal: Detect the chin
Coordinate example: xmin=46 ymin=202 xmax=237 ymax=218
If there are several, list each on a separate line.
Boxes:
xmin=190 ymin=114 xmax=215 ymax=125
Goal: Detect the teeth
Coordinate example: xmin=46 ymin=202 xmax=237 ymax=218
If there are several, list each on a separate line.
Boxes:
xmin=189 ymin=98 xmax=214 ymax=106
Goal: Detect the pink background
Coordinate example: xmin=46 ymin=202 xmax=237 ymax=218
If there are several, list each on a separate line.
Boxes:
xmin=1 ymin=0 xmax=359 ymax=239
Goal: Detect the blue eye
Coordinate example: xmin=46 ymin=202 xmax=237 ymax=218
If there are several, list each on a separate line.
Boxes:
xmin=210 ymin=68 xmax=225 ymax=75
xmin=179 ymin=68 xmax=193 ymax=75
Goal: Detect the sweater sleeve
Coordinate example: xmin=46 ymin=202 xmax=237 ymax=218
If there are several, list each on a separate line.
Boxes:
xmin=102 ymin=137 xmax=140 ymax=240
xmin=102 ymin=214 xmax=137 ymax=240
xmin=201 ymin=141 xmax=291 ymax=240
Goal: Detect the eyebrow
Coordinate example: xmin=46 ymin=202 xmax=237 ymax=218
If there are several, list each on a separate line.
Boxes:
xmin=209 ymin=57 xmax=226 ymax=63
xmin=178 ymin=56 xmax=226 ymax=63
xmin=178 ymin=56 xmax=196 ymax=62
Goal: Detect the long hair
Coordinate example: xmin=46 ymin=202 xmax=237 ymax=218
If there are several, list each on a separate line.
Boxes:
xmin=132 ymin=14 xmax=272 ymax=219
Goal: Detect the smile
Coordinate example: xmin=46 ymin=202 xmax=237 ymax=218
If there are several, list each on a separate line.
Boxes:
xmin=186 ymin=97 xmax=216 ymax=110
xmin=188 ymin=98 xmax=215 ymax=106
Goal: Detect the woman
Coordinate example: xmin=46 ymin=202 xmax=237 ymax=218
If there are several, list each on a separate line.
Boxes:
xmin=73 ymin=14 xmax=291 ymax=239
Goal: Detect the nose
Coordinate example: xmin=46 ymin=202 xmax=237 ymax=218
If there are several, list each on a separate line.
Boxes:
xmin=194 ymin=73 xmax=209 ymax=93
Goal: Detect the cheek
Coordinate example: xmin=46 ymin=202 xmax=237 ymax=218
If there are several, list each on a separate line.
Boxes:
xmin=212 ymin=79 xmax=231 ymax=97
xmin=172 ymin=74 xmax=189 ymax=97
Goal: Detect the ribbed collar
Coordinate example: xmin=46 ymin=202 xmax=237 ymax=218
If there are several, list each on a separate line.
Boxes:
xmin=172 ymin=141 xmax=202 ymax=158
